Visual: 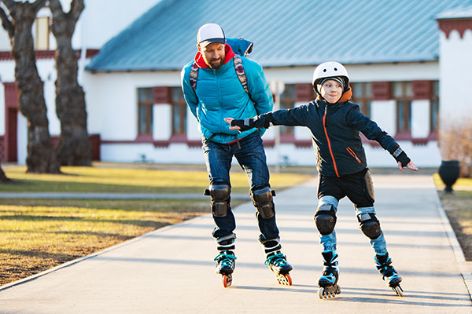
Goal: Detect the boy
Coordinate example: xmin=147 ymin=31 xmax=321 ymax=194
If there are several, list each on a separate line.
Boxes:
xmin=226 ymin=61 xmax=417 ymax=298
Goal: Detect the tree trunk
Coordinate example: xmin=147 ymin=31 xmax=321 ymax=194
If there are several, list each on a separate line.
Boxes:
xmin=0 ymin=0 xmax=60 ymax=173
xmin=50 ymin=0 xmax=91 ymax=166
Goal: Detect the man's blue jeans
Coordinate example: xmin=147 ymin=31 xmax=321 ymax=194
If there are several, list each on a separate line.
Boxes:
xmin=202 ymin=132 xmax=280 ymax=242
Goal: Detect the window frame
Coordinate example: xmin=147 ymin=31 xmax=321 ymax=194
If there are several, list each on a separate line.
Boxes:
xmin=393 ymin=81 xmax=413 ymax=136
xmin=137 ymin=88 xmax=154 ymax=139
xmin=170 ymin=87 xmax=187 ymax=137
xmin=352 ymin=82 xmax=372 ymax=117
xmin=35 ymin=16 xmax=50 ymax=50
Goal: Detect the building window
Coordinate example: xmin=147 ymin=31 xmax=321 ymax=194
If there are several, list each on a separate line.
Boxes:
xmin=35 ymin=16 xmax=50 ymax=50
xmin=393 ymin=82 xmax=413 ymax=135
xmin=352 ymin=82 xmax=372 ymax=117
xmin=430 ymin=81 xmax=439 ymax=133
xmin=279 ymin=84 xmax=296 ymax=137
xmin=137 ymin=88 xmax=154 ymax=137
xmin=170 ymin=87 xmax=187 ymax=136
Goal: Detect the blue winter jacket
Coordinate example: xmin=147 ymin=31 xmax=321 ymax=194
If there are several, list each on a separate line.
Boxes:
xmin=181 ymin=45 xmax=273 ymax=144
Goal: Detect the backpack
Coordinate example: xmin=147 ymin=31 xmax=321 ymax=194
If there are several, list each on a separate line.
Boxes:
xmin=189 ymin=38 xmax=254 ymax=96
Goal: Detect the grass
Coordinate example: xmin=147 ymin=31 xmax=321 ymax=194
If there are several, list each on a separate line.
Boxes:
xmin=1 ymin=165 xmax=312 ymax=193
xmin=0 ymin=165 xmax=311 ymax=286
xmin=0 ymin=199 xmax=214 ymax=286
xmin=434 ymin=174 xmax=472 ymax=261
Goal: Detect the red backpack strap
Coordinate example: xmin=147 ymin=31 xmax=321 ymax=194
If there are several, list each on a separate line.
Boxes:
xmin=233 ymin=55 xmax=249 ymax=94
xmin=189 ymin=62 xmax=199 ymax=91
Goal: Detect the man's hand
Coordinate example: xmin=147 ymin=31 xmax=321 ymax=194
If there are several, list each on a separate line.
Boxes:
xmin=398 ymin=161 xmax=418 ymax=171
xmin=224 ymin=117 xmax=255 ymax=131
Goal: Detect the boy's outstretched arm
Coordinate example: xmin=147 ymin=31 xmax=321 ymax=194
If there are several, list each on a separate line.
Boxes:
xmin=347 ymin=106 xmax=418 ymax=172
xmin=225 ymin=114 xmax=273 ymax=131
xmin=226 ymin=104 xmax=311 ymax=131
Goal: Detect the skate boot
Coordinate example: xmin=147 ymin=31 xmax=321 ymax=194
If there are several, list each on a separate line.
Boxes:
xmin=265 ymin=251 xmax=293 ymax=286
xmin=214 ymin=250 xmax=236 ymax=288
xmin=318 ymin=250 xmax=340 ymax=299
xmin=375 ymin=253 xmax=403 ymax=296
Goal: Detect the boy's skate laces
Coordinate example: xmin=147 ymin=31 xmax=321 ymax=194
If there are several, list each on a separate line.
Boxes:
xmin=265 ymin=252 xmax=288 ymax=267
xmin=214 ymin=251 xmax=236 ymax=266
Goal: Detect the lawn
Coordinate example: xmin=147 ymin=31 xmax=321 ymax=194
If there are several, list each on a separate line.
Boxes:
xmin=434 ymin=174 xmax=472 ymax=261
xmin=0 ymin=199 xmax=211 ymax=286
xmin=0 ymin=165 xmax=311 ymax=286
xmin=1 ymin=165 xmax=312 ymax=193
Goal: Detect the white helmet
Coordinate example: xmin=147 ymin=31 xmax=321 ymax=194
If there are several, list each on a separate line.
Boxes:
xmin=312 ymin=61 xmax=350 ymax=94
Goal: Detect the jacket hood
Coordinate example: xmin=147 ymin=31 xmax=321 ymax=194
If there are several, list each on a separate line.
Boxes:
xmin=194 ymin=44 xmax=235 ymax=69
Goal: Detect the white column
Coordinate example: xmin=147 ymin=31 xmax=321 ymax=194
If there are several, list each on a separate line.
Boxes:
xmin=411 ymin=99 xmax=430 ymax=138
xmin=153 ymin=104 xmax=171 ymax=140
xmin=439 ymin=25 xmax=472 ymax=124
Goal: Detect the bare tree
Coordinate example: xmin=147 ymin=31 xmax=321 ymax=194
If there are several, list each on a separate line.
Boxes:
xmin=49 ymin=0 xmax=91 ymax=166
xmin=0 ymin=0 xmax=60 ymax=173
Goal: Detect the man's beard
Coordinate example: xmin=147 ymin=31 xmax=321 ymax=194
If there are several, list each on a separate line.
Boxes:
xmin=208 ymin=58 xmax=223 ymax=69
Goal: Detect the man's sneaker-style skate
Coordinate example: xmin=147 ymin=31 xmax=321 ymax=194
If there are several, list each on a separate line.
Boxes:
xmin=214 ymin=251 xmax=236 ymax=288
xmin=265 ymin=251 xmax=293 ymax=286
xmin=318 ymin=250 xmax=341 ymax=299
xmin=375 ymin=253 xmax=403 ymax=296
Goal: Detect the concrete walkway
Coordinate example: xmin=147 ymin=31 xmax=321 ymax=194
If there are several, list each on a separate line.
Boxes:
xmin=0 ymin=175 xmax=470 ymax=313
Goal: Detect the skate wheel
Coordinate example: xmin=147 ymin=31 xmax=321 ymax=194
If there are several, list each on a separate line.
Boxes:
xmin=318 ymin=285 xmax=340 ymax=299
xmin=223 ymin=274 xmax=232 ymax=288
xmin=276 ymin=274 xmax=292 ymax=286
xmin=393 ymin=285 xmax=404 ymax=297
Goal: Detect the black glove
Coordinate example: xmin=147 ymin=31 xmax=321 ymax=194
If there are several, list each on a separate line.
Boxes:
xmin=231 ymin=118 xmax=256 ymax=131
xmin=230 ymin=114 xmax=272 ymax=131
xmin=392 ymin=147 xmax=411 ymax=167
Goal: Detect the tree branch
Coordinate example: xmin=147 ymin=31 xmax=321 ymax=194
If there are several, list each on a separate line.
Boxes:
xmin=48 ymin=0 xmax=64 ymax=20
xmin=70 ymin=0 xmax=84 ymax=24
xmin=32 ymin=0 xmax=48 ymax=13
xmin=0 ymin=4 xmax=13 ymax=37
xmin=1 ymin=0 xmax=16 ymax=11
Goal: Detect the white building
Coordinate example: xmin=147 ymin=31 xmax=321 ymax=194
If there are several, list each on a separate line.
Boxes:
xmin=1 ymin=0 xmax=472 ymax=167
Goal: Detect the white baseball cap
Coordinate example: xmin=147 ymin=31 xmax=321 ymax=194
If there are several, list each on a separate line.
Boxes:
xmin=197 ymin=23 xmax=226 ymax=47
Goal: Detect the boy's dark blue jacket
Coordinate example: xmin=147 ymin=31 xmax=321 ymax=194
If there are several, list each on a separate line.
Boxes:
xmin=253 ymin=99 xmax=402 ymax=177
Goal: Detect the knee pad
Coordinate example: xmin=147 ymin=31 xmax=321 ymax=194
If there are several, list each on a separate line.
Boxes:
xmin=357 ymin=212 xmax=382 ymax=239
xmin=206 ymin=184 xmax=230 ymax=217
xmin=315 ymin=205 xmax=337 ymax=235
xmin=252 ymin=187 xmax=275 ymax=219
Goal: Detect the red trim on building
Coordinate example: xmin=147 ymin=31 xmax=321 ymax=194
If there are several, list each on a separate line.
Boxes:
xmin=153 ymin=87 xmax=171 ymax=104
xmin=412 ymin=80 xmax=433 ymax=99
xmin=372 ymin=82 xmax=392 ymax=100
xmin=295 ymin=83 xmax=314 ymax=102
xmin=85 ymin=49 xmax=100 ymax=58
xmin=438 ymin=18 xmax=472 ymax=39
xmin=0 ymin=49 xmax=100 ymax=61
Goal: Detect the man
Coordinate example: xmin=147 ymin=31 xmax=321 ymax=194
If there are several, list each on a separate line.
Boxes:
xmin=181 ymin=23 xmax=292 ymax=287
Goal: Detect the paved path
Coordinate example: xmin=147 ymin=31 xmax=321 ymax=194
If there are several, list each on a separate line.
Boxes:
xmin=0 ymin=175 xmax=470 ymax=313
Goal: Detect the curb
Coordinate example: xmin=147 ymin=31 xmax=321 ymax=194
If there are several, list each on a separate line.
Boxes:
xmin=432 ymin=180 xmax=472 ymax=301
